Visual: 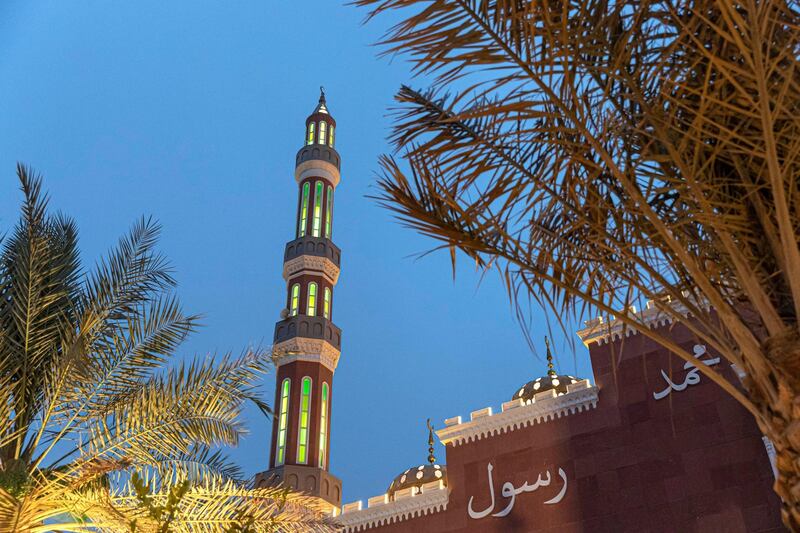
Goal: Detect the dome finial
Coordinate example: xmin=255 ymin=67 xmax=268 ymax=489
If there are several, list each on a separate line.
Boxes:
xmin=426 ymin=418 xmax=436 ymax=465
xmin=545 ymin=336 xmax=556 ymax=376
xmin=319 ymin=86 xmax=326 ymax=104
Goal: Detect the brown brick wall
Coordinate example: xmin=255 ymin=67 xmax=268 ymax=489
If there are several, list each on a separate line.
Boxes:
xmin=358 ymin=321 xmax=783 ymax=532
xmin=269 ymin=360 xmax=334 ymax=469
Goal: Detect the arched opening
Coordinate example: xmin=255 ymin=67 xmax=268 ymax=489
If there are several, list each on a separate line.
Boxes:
xmin=290 ymin=284 xmax=300 ymax=316
xmin=298 ymin=182 xmax=310 ymax=237
xmin=323 ymin=287 xmax=331 ymax=320
xmin=319 ymin=382 xmax=329 ymax=469
xmin=296 ymin=376 xmax=312 ymax=464
xmin=312 ymin=181 xmax=324 ymax=237
xmin=306 ymin=122 xmax=315 ymax=145
xmin=325 ymin=186 xmax=333 ymax=238
xmin=275 ymin=378 xmax=291 ymax=466
xmin=307 ymin=282 xmax=318 ymax=316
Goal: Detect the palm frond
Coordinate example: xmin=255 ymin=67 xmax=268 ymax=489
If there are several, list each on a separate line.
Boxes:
xmin=0 ymin=169 xmax=323 ymax=531
xmin=109 ymin=477 xmax=336 ymax=532
xmin=359 ymin=0 xmax=800 ymax=526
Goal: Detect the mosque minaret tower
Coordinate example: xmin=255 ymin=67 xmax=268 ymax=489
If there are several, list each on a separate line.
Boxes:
xmin=255 ymin=89 xmax=343 ymax=512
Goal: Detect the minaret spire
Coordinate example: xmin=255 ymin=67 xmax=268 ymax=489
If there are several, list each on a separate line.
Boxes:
xmin=315 ymin=86 xmax=329 ymax=115
xmin=256 ymin=91 xmax=343 ymax=513
xmin=426 ymin=419 xmax=436 ymax=465
xmin=545 ymin=336 xmax=556 ymax=377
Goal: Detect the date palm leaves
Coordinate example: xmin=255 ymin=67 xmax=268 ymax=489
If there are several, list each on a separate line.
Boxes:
xmin=0 ymin=165 xmax=334 ymax=532
xmin=357 ymin=0 xmax=800 ymax=528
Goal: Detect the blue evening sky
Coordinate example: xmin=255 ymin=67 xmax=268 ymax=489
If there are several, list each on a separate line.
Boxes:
xmin=0 ymin=1 xmax=593 ymax=503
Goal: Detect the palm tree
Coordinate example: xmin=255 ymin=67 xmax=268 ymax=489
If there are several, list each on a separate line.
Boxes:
xmin=357 ymin=0 xmax=800 ymax=528
xmin=0 ymin=165 xmax=334 ymax=532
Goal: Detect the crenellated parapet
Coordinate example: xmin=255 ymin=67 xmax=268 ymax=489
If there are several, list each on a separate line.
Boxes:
xmin=337 ymin=480 xmax=449 ymax=532
xmin=436 ymin=379 xmax=598 ymax=447
xmin=575 ymin=298 xmax=694 ymax=346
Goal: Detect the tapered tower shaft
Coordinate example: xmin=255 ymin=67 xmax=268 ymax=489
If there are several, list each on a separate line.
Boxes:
xmin=255 ymin=90 xmax=343 ymax=511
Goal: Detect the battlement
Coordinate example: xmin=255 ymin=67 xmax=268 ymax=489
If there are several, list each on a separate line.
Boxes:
xmin=575 ymin=296 xmax=701 ymax=346
xmin=435 ymin=379 xmax=598 ymax=447
xmin=337 ymin=480 xmax=449 ymax=532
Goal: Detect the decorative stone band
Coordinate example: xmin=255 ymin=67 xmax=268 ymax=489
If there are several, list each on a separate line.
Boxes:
xmin=295 ymin=158 xmax=340 ymax=187
xmin=283 ymin=254 xmax=340 ymax=285
xmin=272 ymin=337 xmax=341 ymax=372
xmin=575 ymin=299 xmax=694 ymax=346
xmin=436 ymin=380 xmax=598 ymax=447
xmin=337 ymin=481 xmax=449 ymax=532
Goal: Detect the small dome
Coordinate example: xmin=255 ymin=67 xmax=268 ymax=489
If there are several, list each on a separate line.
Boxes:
xmin=512 ymin=337 xmax=583 ymax=403
xmin=386 ymin=419 xmax=448 ymax=500
xmin=512 ymin=374 xmax=581 ymax=402
xmin=387 ymin=464 xmax=447 ymax=498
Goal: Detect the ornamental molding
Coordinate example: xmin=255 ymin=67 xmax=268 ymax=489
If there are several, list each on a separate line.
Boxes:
xmin=575 ymin=299 xmax=694 ymax=347
xmin=436 ymin=380 xmax=598 ymax=447
xmin=272 ymin=338 xmax=341 ymax=372
xmin=295 ymin=159 xmax=340 ymax=187
xmin=337 ymin=485 xmax=449 ymax=532
xmin=283 ymin=255 xmax=340 ymax=284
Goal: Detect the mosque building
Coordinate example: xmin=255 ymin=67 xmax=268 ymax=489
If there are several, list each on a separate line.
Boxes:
xmin=256 ymin=93 xmax=785 ymax=532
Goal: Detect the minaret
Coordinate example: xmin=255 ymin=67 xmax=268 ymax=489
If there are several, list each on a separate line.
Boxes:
xmin=255 ymin=89 xmax=343 ymax=512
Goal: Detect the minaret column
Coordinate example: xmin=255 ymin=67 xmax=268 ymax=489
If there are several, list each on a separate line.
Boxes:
xmin=256 ymin=90 xmax=343 ymax=513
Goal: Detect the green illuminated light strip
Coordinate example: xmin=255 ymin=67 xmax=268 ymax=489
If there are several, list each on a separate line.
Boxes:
xmin=307 ymin=122 xmax=315 ymax=145
xmin=298 ymin=182 xmax=310 ymax=237
xmin=312 ymin=181 xmax=323 ymax=237
xmin=297 ymin=377 xmax=312 ymax=464
xmin=325 ymin=186 xmax=333 ymax=238
xmin=290 ymin=284 xmax=300 ymax=316
xmin=275 ymin=378 xmax=291 ymax=466
xmin=307 ymin=282 xmax=317 ymax=316
xmin=318 ymin=382 xmax=329 ymax=468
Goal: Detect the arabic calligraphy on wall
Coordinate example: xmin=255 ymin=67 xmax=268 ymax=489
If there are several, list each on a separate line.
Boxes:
xmin=653 ymin=344 xmax=720 ymax=401
xmin=467 ymin=463 xmax=567 ymax=520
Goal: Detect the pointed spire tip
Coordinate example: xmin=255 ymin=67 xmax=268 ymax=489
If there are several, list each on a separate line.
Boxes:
xmin=426 ymin=418 xmax=436 ymax=465
xmin=545 ymin=336 xmax=556 ymax=377
xmin=313 ymin=86 xmax=329 ymax=114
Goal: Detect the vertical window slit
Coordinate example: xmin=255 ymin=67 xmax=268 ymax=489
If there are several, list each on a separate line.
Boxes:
xmin=275 ymin=378 xmax=291 ymax=465
xmin=297 ymin=377 xmax=312 ymax=464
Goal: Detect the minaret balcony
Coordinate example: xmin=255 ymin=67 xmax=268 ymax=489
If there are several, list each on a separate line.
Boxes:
xmin=274 ymin=315 xmax=342 ymax=352
xmin=284 ymin=236 xmax=341 ymax=267
xmin=255 ymin=465 xmax=342 ymax=512
xmin=296 ymin=145 xmax=341 ymax=171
